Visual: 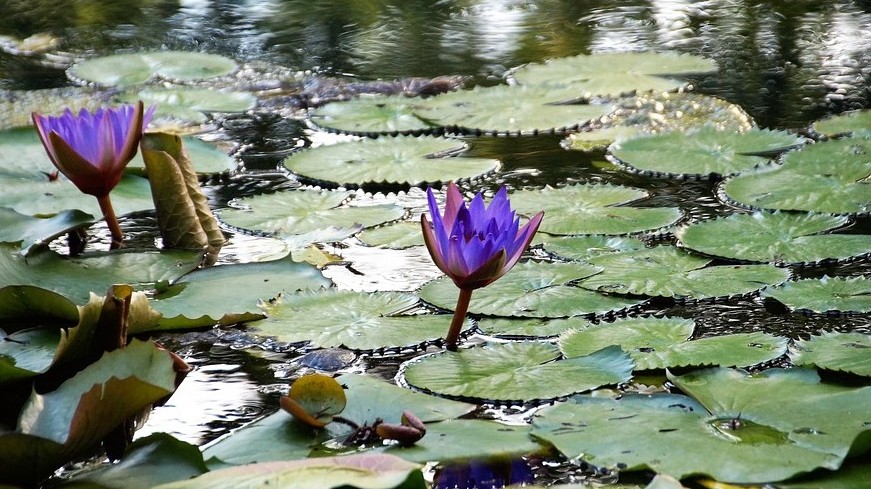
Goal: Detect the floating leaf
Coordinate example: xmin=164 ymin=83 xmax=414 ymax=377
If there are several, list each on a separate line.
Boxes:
xmin=676 ymin=211 xmax=871 ymax=265
xmin=790 ymin=331 xmax=871 ymax=377
xmin=0 ymin=340 xmax=180 ymax=486
xmin=532 ymin=367 xmax=871 ymax=483
xmin=152 ymin=254 xmax=330 ymax=330
xmin=720 ymin=136 xmax=871 ymax=215
xmin=477 ymin=317 xmax=594 ymax=339
xmin=413 ymin=84 xmax=611 ymax=135
xmin=811 ymin=109 xmax=871 ymax=138
xmin=357 ymin=221 xmax=424 ymax=249
xmin=509 ymin=184 xmax=682 ymax=235
xmin=310 ymin=95 xmax=435 ymax=135
xmin=158 ymin=453 xmax=425 ymax=489
xmin=121 ymin=87 xmax=256 ymax=123
xmin=283 ymin=135 xmax=498 ymax=187
xmin=402 ymin=343 xmax=633 ymax=402
xmin=253 ymin=289 xmax=472 ymax=350
xmin=69 ymin=51 xmax=237 ymax=87
xmin=510 ymin=52 xmax=717 ymax=98
xmin=0 ymin=327 xmax=59 ymax=383
xmin=0 ymin=244 xmax=201 ymax=305
xmin=579 ymin=246 xmax=791 ymax=300
xmin=761 ymin=276 xmax=871 ymax=314
xmin=559 ymin=317 xmax=787 ymax=369
xmin=533 ymin=234 xmax=647 ymax=261
xmin=280 ymin=374 xmax=347 ymax=428
xmin=219 ymin=188 xmax=405 ymax=240
xmin=609 ymin=127 xmax=803 ymax=178
xmin=0 ymin=207 xmax=94 ymax=256
xmin=0 ymin=285 xmax=79 ymax=326
xmin=420 ymin=261 xmax=644 ymax=318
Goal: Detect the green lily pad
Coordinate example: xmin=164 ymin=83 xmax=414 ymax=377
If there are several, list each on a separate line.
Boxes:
xmin=357 ymin=221 xmax=424 ymax=249
xmin=310 ymin=95 xmax=435 ymax=135
xmin=0 ymin=327 xmax=59 ymax=383
xmin=0 ymin=339 xmax=180 ymax=486
xmin=219 ymin=188 xmax=405 ymax=240
xmin=203 ymin=373 xmax=476 ymax=465
xmin=777 ymin=459 xmax=871 ymax=489
xmin=0 ymin=207 xmax=95 ymax=256
xmin=676 ymin=211 xmax=871 ymax=265
xmin=510 ymin=52 xmax=717 ymax=98
xmin=477 ymin=317 xmax=594 ymax=339
xmin=68 ymin=433 xmax=209 ymax=489
xmin=579 ymin=246 xmax=791 ymax=300
xmin=157 ymin=453 xmax=424 ymax=489
xmin=419 ymin=261 xmax=644 ymax=318
xmin=69 ymin=51 xmax=237 ymax=87
xmin=152 ymin=254 xmax=331 ymax=330
xmin=532 ymin=367 xmax=871 ymax=483
xmin=559 ymin=316 xmax=787 ymax=369
xmin=402 ymin=343 xmax=633 ymax=402
xmin=253 ymin=289 xmax=473 ymax=351
xmin=532 ymin=234 xmax=647 ymax=261
xmin=609 ymin=127 xmax=803 ymax=178
xmin=413 ymin=84 xmax=612 ymax=136
xmin=811 ymin=109 xmax=871 ymax=138
xmin=0 ymin=243 xmax=202 ymax=305
xmin=283 ymin=135 xmax=499 ymax=187
xmin=509 ymin=184 xmax=683 ymax=235
xmin=0 ymin=285 xmax=79 ymax=327
xmin=761 ymin=276 xmax=871 ymax=314
xmin=790 ymin=331 xmax=871 ymax=377
xmin=121 ymin=87 xmax=257 ymax=124
xmin=720 ymin=136 xmax=871 ymax=215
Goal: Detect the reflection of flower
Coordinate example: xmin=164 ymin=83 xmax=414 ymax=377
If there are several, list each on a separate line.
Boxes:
xmin=421 ymin=182 xmax=543 ymax=350
xmin=32 ymin=102 xmax=153 ymax=248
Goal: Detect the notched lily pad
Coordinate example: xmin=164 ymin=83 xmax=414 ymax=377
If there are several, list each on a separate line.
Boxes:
xmin=253 ymin=289 xmax=473 ymax=351
xmin=790 ymin=331 xmax=871 ymax=377
xmin=609 ymin=127 xmax=803 ymax=179
xmin=413 ymin=84 xmax=612 ymax=136
xmin=720 ymin=135 xmax=871 ymax=215
xmin=402 ymin=342 xmax=633 ymax=402
xmin=676 ymin=211 xmax=871 ymax=266
xmin=477 ymin=317 xmax=594 ymax=339
xmin=419 ymin=261 xmax=644 ymax=318
xmin=579 ymin=246 xmax=791 ymax=300
xmin=121 ymin=87 xmax=257 ymax=124
xmin=509 ymin=184 xmax=682 ymax=236
xmin=283 ymin=135 xmax=499 ymax=188
xmin=532 ymin=234 xmax=647 ymax=261
xmin=356 ymin=221 xmax=424 ymax=249
xmin=310 ymin=95 xmax=436 ymax=135
xmin=811 ymin=109 xmax=871 ymax=138
xmin=761 ymin=276 xmax=871 ymax=315
xmin=69 ymin=51 xmax=237 ymax=87
xmin=510 ymin=51 xmax=717 ymax=98
xmin=559 ymin=316 xmax=787 ymax=370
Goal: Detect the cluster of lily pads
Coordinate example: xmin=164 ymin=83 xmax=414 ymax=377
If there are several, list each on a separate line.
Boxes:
xmin=1 ymin=47 xmax=870 ymax=489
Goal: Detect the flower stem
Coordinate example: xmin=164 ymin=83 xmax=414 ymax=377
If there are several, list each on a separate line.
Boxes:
xmin=445 ymin=288 xmax=473 ymax=351
xmin=97 ymin=195 xmax=123 ymax=249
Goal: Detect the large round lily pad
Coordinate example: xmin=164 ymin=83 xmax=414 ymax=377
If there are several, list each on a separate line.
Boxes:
xmin=509 ymin=184 xmax=682 ymax=236
xmin=510 ymin=51 xmax=717 ymax=98
xmin=579 ymin=246 xmax=791 ymax=300
xmin=419 ymin=261 xmax=644 ymax=318
xmin=69 ymin=51 xmax=237 ymax=87
xmin=412 ymin=84 xmax=612 ymax=136
xmin=609 ymin=127 xmax=803 ymax=178
xmin=720 ymin=136 xmax=871 ymax=215
xmin=761 ymin=276 xmax=871 ymax=315
xmin=310 ymin=95 xmax=435 ymax=135
xmin=283 ymin=135 xmax=499 ymax=187
xmin=676 ymin=211 xmax=871 ymax=265
xmin=252 ymin=289 xmax=472 ymax=351
xmin=402 ymin=342 xmax=633 ymax=402
xmin=559 ymin=316 xmax=787 ymax=370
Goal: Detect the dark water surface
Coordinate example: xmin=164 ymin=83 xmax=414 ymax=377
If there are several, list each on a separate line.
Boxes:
xmin=2 ymin=0 xmax=871 ymax=484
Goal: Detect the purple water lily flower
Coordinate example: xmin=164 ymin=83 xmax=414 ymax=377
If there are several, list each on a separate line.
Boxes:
xmin=421 ymin=182 xmax=543 ymax=350
xmin=32 ymin=101 xmax=154 ymax=248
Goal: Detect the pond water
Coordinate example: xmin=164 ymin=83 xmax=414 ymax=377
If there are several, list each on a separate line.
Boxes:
xmin=2 ymin=0 xmax=871 ymax=486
